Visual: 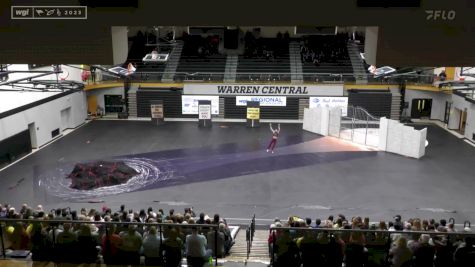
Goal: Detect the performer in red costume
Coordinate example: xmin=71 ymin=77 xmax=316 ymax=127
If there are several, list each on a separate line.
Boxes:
xmin=267 ymin=123 xmax=281 ymax=153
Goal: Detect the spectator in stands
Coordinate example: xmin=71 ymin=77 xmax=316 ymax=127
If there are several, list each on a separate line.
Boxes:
xmin=197 ymin=212 xmax=206 ymax=224
xmin=119 ymin=224 xmax=143 ymax=265
xmin=207 ymin=223 xmax=225 ymax=257
xmin=274 ymin=229 xmax=300 ymax=267
xmin=102 ymin=224 xmax=122 ymax=265
xmin=76 ymin=224 xmax=99 ymax=263
xmin=304 ymin=218 xmax=312 ymax=228
xmin=30 ymin=221 xmax=51 ymax=261
xmin=185 ymin=207 xmax=196 ymax=217
xmin=186 ymin=226 xmax=212 ymax=266
xmin=163 ymin=228 xmax=183 ymax=267
xmin=314 ymin=219 xmax=321 ymax=228
xmin=413 ymin=234 xmax=435 ymax=267
xmin=142 ymin=226 xmax=162 ymax=266
xmin=439 ymin=70 xmax=447 ymax=81
xmin=90 ymin=66 xmax=96 ymax=83
xmin=8 ymin=222 xmax=30 ymax=250
xmin=454 ymin=236 xmax=475 ymax=266
xmin=56 ymin=222 xmax=78 ymax=263
xmin=389 ymin=236 xmax=413 ymax=267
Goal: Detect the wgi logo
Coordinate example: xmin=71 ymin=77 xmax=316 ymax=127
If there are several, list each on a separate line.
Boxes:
xmin=426 ymin=10 xmax=456 ymax=21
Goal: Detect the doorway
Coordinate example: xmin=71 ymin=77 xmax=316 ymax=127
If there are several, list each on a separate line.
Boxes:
xmin=459 ymin=109 xmax=468 ymax=135
xmin=60 ymin=107 xmax=71 ymax=131
xmin=104 ymin=95 xmax=123 ymax=114
xmin=444 ymin=101 xmax=452 ymax=124
xmin=28 ymin=123 xmax=38 ymax=149
xmin=411 ymin=99 xmax=432 ymax=118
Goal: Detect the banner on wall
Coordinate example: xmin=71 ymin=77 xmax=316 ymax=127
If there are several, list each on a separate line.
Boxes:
xmin=184 ymin=83 xmax=344 ymax=96
xmin=181 ymin=95 xmax=219 ymax=115
xmin=309 ymin=97 xmax=348 ymax=116
xmin=236 ymin=96 xmax=286 ymax=107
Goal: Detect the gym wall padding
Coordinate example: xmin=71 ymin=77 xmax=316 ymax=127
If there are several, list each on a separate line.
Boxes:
xmin=136 ymin=88 xmax=196 ymax=118
xmin=0 ymin=130 xmax=32 ymax=167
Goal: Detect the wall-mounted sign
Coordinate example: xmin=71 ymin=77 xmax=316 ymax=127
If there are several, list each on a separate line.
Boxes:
xmin=184 ymin=83 xmax=343 ymax=96
xmin=236 ymin=96 xmax=287 ymax=107
xmin=181 ymin=95 xmax=219 ymax=115
xmin=309 ymin=97 xmax=348 ymax=116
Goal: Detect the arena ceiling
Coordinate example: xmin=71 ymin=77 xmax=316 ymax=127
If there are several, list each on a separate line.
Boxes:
xmin=1 ymin=0 xmax=475 ymax=66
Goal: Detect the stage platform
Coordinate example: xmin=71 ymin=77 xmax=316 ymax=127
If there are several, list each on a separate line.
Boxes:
xmin=0 ymin=120 xmax=474 ymax=224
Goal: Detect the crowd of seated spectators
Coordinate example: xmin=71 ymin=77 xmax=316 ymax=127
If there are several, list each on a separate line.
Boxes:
xmin=180 ymin=32 xmax=220 ymax=58
xmin=300 ymin=34 xmax=350 ymax=66
xmin=0 ymin=203 xmax=234 ymax=266
xmin=243 ymin=31 xmax=290 ymax=61
xmin=268 ymin=214 xmax=474 ymax=267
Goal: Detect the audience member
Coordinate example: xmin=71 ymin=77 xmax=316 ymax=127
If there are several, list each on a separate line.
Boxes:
xmin=142 ymin=226 xmax=162 ymax=265
xmin=186 ymin=227 xmax=212 ymax=266
xmin=389 ymin=236 xmax=413 ymax=267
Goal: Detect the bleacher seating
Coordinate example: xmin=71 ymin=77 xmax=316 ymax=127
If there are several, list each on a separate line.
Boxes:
xmin=176 ymin=55 xmax=227 ymax=81
xmin=123 ymin=30 xmax=361 ymax=83
xmin=0 ymin=203 xmax=236 ymax=266
xmin=237 ymin=36 xmax=291 ymax=82
xmin=268 ymin=214 xmax=474 ymax=267
xmin=300 ymin=34 xmax=353 ymax=82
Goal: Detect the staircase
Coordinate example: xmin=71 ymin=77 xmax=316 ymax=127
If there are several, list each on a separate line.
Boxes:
xmin=127 ymin=86 xmax=138 ymax=117
xmin=228 ymin=229 xmax=270 ymax=263
xmin=224 ymin=55 xmax=238 ymax=83
xmin=390 ymin=87 xmax=402 ymax=120
xmin=161 ymin=40 xmax=184 ymax=82
xmin=289 ymin=42 xmax=304 ymax=84
xmin=347 ymin=42 xmax=368 ymax=84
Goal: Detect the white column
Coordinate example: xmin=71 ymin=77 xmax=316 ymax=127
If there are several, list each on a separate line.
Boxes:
xmin=364 ymin=27 xmax=379 ymax=66
xmin=111 ymin=26 xmax=129 ymax=65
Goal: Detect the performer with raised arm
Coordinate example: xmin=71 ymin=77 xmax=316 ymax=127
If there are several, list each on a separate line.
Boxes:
xmin=267 ymin=123 xmax=281 ymax=153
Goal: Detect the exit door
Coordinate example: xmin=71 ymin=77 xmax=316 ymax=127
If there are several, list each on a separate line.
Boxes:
xmin=104 ymin=95 xmax=123 ymax=113
xmin=411 ymin=99 xmax=432 ymax=118
xmin=444 ymin=101 xmax=452 ymax=124
xmin=460 ymin=109 xmax=467 ymax=135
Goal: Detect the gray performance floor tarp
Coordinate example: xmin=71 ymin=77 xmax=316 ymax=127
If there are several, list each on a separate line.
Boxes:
xmin=0 ymin=120 xmax=474 ymax=225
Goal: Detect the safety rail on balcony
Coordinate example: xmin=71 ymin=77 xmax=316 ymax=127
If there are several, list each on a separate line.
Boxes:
xmin=246 ymin=214 xmax=256 ymax=259
xmin=98 ymin=69 xmax=436 ymax=85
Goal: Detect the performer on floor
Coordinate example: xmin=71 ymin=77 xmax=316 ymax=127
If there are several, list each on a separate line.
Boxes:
xmin=267 ymin=123 xmax=281 ymax=153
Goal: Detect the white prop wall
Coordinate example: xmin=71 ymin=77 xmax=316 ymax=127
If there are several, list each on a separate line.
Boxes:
xmin=303 ymin=107 xmax=329 ymax=135
xmin=303 ymin=107 xmax=427 ymax=159
xmin=378 ymin=118 xmax=427 ymax=159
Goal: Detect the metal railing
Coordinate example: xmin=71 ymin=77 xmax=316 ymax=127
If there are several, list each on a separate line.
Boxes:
xmin=97 ymin=69 xmax=436 ymax=85
xmin=331 ymin=106 xmax=381 ymax=147
xmin=0 ymin=218 xmax=220 ymax=266
xmin=246 ymin=214 xmax=256 ymax=259
xmin=269 ymin=225 xmax=475 ymax=267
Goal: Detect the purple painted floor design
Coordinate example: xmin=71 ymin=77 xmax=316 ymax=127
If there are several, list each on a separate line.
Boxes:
xmin=35 ymin=135 xmax=377 ymax=200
